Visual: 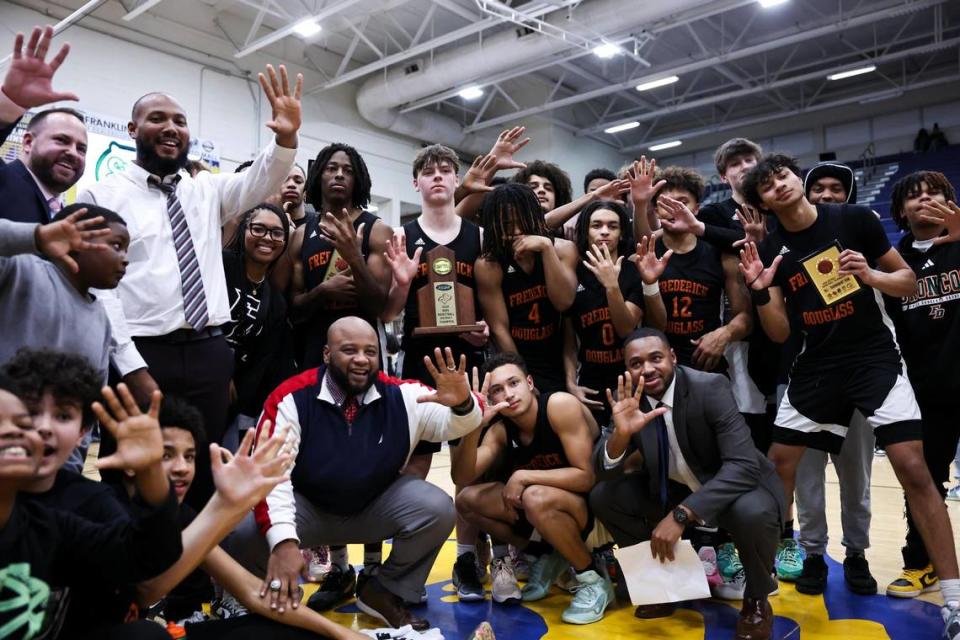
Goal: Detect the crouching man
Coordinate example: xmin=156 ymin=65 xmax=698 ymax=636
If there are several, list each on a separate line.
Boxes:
xmin=589 ymin=328 xmax=784 ymax=640
xmin=225 ymin=316 xmax=483 ymax=631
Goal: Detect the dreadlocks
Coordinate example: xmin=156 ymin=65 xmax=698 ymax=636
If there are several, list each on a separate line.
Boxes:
xmin=481 ymin=183 xmax=552 ymax=263
xmin=512 ymin=160 xmax=573 ymax=208
xmin=891 ymin=170 xmax=957 ymax=231
xmin=305 ymin=142 xmax=372 ymax=210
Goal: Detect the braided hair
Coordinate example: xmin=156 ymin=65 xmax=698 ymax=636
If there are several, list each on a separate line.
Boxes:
xmin=481 ymin=183 xmax=552 ymax=263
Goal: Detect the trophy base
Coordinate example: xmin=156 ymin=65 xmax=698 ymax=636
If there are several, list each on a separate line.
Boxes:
xmin=413 ymin=324 xmax=485 ymax=336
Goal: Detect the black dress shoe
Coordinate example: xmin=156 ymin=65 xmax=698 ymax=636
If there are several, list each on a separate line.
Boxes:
xmin=634 ymin=602 xmax=678 ymax=619
xmin=356 ymin=575 xmax=430 ymax=631
xmin=735 ymin=597 xmax=772 ymax=640
xmin=843 ymin=554 xmax=878 ymax=595
xmin=796 ymin=554 xmax=828 ymax=595
xmin=306 ymin=564 xmax=356 ymax=612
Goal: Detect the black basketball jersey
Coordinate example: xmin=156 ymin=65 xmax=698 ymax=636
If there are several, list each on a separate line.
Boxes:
xmin=656 ymin=236 xmax=725 ymax=368
xmin=502 ymin=254 xmax=565 ymax=391
xmin=503 ymin=393 xmax=569 ymax=473
xmin=299 ymin=209 xmax=380 ymax=368
xmin=568 ymin=261 xmax=645 ymax=391
xmin=400 ymin=217 xmax=484 ymax=384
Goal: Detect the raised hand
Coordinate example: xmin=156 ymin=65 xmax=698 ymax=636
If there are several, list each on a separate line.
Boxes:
xmin=583 ymin=242 xmax=623 ymax=289
xmin=35 ymin=208 xmax=110 ymax=273
xmin=472 ymin=366 xmax=509 ymax=426
xmin=489 ymin=126 xmax=530 ymax=170
xmin=319 ymin=210 xmax=361 ymax=264
xmin=738 ymin=241 xmax=781 ymax=290
xmin=93 ymin=385 xmax=163 ymax=473
xmin=919 ymin=199 xmax=960 ymax=246
xmin=626 ymin=156 xmax=666 ymax=204
xmin=732 ymin=204 xmax=767 ymax=248
xmin=2 ymin=26 xmax=78 ymax=109
xmin=461 ymin=154 xmax=498 ymax=195
xmin=211 ymin=424 xmax=293 ymax=512
xmin=384 ymin=230 xmax=420 ymax=288
xmin=258 ymin=64 xmax=302 ymax=146
xmin=629 ymin=235 xmax=672 ymax=285
xmin=592 ymin=178 xmax=631 ymax=202
xmin=657 ymin=195 xmax=702 ymax=235
xmin=418 ymin=347 xmax=471 ymax=408
xmin=606 ymin=371 xmax=667 ymax=438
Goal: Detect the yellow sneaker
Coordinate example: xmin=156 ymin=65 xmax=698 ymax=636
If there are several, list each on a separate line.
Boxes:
xmin=886 ymin=565 xmax=939 ymax=598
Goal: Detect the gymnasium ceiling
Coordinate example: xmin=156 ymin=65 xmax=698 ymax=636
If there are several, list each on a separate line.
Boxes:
xmin=9 ymin=0 xmax=960 ymax=154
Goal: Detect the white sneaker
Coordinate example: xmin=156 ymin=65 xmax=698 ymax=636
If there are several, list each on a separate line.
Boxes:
xmin=942 ymin=601 xmax=960 ymax=640
xmin=213 ymin=591 xmax=248 ymax=618
xmin=491 ymin=557 xmax=522 ymax=605
xmin=711 ymin=568 xmax=746 ymax=600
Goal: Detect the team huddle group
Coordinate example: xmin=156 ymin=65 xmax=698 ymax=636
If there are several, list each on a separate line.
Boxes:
xmin=1 ymin=24 xmax=960 ymax=640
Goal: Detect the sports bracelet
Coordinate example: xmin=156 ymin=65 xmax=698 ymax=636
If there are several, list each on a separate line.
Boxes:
xmin=642 ymin=281 xmax=660 ymax=296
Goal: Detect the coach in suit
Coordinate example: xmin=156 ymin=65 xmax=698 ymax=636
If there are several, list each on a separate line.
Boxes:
xmin=590 ymin=327 xmax=784 ymax=640
xmin=0 ymin=26 xmax=85 ymax=224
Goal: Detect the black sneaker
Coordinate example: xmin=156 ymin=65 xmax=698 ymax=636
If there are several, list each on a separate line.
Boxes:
xmin=453 ymin=552 xmax=485 ymax=602
xmin=843 ymin=554 xmax=878 ymax=595
xmin=307 ymin=564 xmax=357 ymax=611
xmin=796 ymin=554 xmax=828 ymax=595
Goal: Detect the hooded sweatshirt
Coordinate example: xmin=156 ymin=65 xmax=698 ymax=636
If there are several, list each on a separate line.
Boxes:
xmin=803 ymin=162 xmax=858 ymax=204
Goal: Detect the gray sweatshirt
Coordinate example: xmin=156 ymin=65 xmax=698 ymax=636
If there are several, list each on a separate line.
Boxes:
xmin=0 ymin=219 xmax=112 ymax=381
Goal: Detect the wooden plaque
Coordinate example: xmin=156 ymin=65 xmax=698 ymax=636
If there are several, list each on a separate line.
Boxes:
xmin=413 ymin=246 xmax=484 ymax=336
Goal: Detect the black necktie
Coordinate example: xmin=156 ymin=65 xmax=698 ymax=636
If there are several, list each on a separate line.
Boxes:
xmin=655 ymin=402 xmax=669 ymax=508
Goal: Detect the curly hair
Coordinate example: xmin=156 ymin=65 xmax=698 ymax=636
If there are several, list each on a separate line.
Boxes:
xmin=305 ymin=142 xmax=372 ymax=209
xmin=652 ymin=166 xmax=705 ymax=206
xmin=575 ymin=200 xmax=633 ymax=258
xmin=512 ymin=160 xmax=573 ymax=208
xmin=223 ymin=202 xmax=290 ymax=273
xmin=1 ymin=349 xmax=102 ymax=428
xmin=741 ymin=153 xmax=802 ymax=211
xmin=158 ymin=396 xmax=206 ymax=449
xmin=480 ymin=183 xmax=552 ymax=263
xmin=890 ymin=171 xmax=957 ymax=231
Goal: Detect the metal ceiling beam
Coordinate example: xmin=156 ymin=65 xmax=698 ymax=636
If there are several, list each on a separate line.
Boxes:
xmin=122 ymin=0 xmax=166 ymax=21
xmin=233 ymin=0 xmax=364 ymax=58
xmin=460 ymin=0 xmax=950 ymax=133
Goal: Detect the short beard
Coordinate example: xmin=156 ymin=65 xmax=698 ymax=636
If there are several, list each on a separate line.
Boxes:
xmin=136 ymin=139 xmax=189 ymax=177
xmin=30 ymin=155 xmax=77 ymax=193
xmin=328 ymin=361 xmax=377 ymax=397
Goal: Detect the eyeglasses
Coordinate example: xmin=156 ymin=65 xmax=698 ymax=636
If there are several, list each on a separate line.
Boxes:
xmin=248 ymin=223 xmax=285 ymax=242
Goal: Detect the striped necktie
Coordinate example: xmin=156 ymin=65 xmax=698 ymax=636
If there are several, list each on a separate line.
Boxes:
xmin=148 ymin=175 xmax=209 ymax=331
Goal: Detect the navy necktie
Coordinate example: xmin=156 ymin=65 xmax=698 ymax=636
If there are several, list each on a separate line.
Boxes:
xmin=654 ymin=402 xmax=670 ymax=508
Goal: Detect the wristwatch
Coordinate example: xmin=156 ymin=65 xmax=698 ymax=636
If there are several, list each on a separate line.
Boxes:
xmin=672 ymin=506 xmax=690 ymax=526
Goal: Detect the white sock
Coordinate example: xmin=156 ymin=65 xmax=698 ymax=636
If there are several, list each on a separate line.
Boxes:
xmin=492 ymin=544 xmax=509 ymax=559
xmin=330 ymin=546 xmax=349 ymax=571
xmin=941 ymin=578 xmax=960 ymax=606
xmin=457 ymin=543 xmax=475 ymax=558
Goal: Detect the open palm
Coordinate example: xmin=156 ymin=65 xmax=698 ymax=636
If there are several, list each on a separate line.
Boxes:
xmin=3 ymin=26 xmax=78 ymax=108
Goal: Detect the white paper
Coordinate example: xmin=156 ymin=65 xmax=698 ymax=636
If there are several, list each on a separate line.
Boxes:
xmin=614 ymin=540 xmax=711 ymax=605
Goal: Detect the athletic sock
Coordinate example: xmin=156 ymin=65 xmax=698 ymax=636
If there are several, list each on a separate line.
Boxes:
xmin=941 ymin=579 xmax=960 ymax=605
xmin=330 ymin=545 xmax=349 ymax=571
xmin=363 ymin=543 xmax=382 ymax=570
xmin=492 ymin=545 xmax=509 ymax=559
xmin=782 ymin=520 xmax=795 ymax=541
xmin=457 ymin=543 xmax=475 ymax=558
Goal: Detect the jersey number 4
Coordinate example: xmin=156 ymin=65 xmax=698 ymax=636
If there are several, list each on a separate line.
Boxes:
xmin=528 ymin=303 xmax=541 ymax=324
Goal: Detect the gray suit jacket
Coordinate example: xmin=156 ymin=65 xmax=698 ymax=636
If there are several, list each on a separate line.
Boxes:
xmin=592 ymin=366 xmax=785 ymax=525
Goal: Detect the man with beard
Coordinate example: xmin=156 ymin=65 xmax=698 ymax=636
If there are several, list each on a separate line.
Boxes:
xmin=225 ymin=316 xmax=483 ymax=632
xmin=0 ymin=26 xmax=86 ymax=224
xmin=78 ymin=65 xmax=302 ymax=508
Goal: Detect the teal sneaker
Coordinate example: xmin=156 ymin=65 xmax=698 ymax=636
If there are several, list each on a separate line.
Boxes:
xmin=521 ymin=551 xmax=569 ymax=601
xmin=776 ymin=539 xmax=805 ymax=581
xmin=716 ymin=542 xmax=743 ymax=580
xmin=561 ymin=570 xmax=615 ymax=625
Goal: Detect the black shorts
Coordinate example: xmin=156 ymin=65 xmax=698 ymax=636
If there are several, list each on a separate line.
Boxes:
xmin=773 ymin=362 xmax=922 ymax=454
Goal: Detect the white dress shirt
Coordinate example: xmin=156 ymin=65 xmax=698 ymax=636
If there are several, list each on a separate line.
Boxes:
xmin=78 ymin=140 xmax=295 ymax=375
xmin=604 ymin=377 xmax=702 ymax=492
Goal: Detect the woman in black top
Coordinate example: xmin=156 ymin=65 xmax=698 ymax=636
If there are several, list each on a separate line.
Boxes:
xmin=222 ymin=203 xmax=296 ymax=434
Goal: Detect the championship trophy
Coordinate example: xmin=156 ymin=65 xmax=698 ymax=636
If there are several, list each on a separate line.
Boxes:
xmin=413 ymin=246 xmax=484 ymax=336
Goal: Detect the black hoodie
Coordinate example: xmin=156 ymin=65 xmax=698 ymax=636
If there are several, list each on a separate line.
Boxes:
xmin=803 ymin=162 xmax=858 ymax=204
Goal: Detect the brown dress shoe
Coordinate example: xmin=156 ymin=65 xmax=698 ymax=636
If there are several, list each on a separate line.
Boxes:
xmin=356 ymin=575 xmax=430 ymax=631
xmin=634 ymin=602 xmax=678 ymax=619
xmin=735 ymin=597 xmax=773 ymax=640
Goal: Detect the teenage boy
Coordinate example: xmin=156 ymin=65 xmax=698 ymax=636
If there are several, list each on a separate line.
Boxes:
xmin=884 ymin=171 xmax=960 ymax=602
xmin=791 ymin=162 xmax=876 ymax=595
xmin=0 ymin=378 xmax=182 ymax=640
xmin=455 ymin=353 xmax=610 ymax=625
xmin=738 ymin=154 xmax=960 ymax=639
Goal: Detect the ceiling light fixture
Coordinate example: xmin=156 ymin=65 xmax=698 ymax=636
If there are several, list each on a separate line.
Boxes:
xmin=827 ymin=65 xmax=876 ymax=81
xmin=604 ymin=121 xmax=640 ymax=134
xmin=648 ymin=140 xmax=682 ymax=151
xmin=458 ymin=86 xmax=484 ymax=100
xmin=293 ymin=19 xmax=322 ymax=38
xmin=636 ymin=75 xmax=680 ymax=92
xmin=593 ymin=43 xmax=622 ymax=59
xmin=758 ymin=0 xmax=789 ymax=7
